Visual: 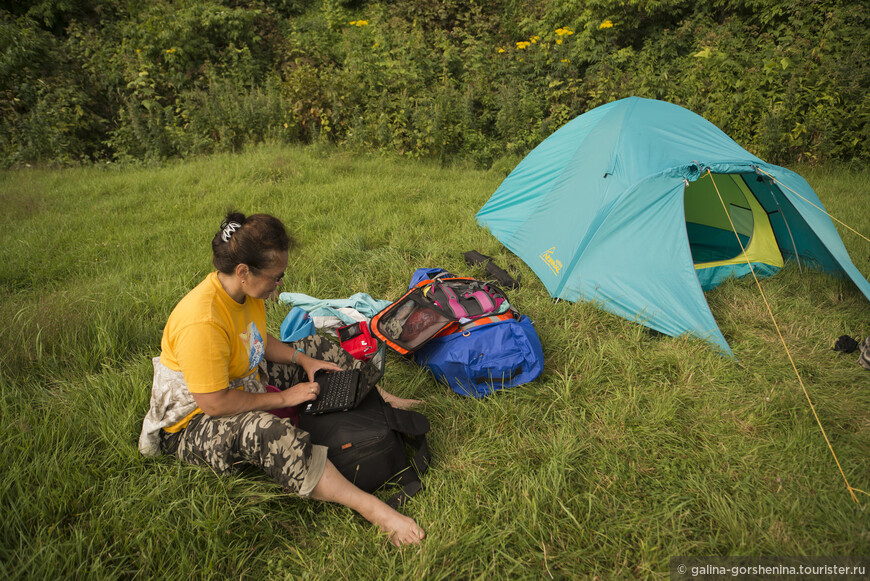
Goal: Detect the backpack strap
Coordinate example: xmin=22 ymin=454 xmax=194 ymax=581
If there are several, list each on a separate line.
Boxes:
xmin=465 ymin=289 xmax=497 ymax=312
xmin=428 ymin=279 xmax=508 ymax=320
xmin=382 ymin=406 xmax=431 ymax=508
xmin=460 ymin=311 xmax=514 ymax=330
xmin=439 ymin=284 xmax=468 ymax=318
xmin=382 ymin=404 xmax=430 ymax=437
xmin=387 ymin=434 xmax=430 ymax=508
xmin=463 ymin=250 xmax=520 ymax=289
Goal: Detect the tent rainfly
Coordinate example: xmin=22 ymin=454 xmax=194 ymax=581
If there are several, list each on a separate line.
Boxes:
xmin=476 ymin=97 xmax=870 ymax=354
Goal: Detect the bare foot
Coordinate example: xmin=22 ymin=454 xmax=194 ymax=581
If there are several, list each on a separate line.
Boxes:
xmin=368 ymin=504 xmax=426 ymax=546
xmin=378 ymin=387 xmax=423 ymax=410
xmin=310 ymin=461 xmax=425 ymax=547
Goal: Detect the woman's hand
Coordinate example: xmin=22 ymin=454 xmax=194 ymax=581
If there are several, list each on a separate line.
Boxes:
xmin=299 ymin=354 xmax=343 ymax=383
xmin=281 ymin=380 xmax=322 ymax=407
xmin=264 ymin=333 xmax=344 ymax=382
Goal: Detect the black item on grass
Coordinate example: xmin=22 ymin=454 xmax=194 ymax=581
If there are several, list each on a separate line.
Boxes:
xmin=833 ymin=335 xmax=859 ymax=353
xmin=463 ymin=250 xmax=520 ymax=289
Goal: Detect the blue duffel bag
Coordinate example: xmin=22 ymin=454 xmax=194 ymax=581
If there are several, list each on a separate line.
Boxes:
xmin=412 ymin=315 xmax=544 ymax=398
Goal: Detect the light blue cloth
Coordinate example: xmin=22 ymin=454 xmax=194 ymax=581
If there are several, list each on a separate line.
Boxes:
xmin=280 ymin=307 xmax=317 ymax=342
xmin=278 ymin=292 xmax=393 ymax=327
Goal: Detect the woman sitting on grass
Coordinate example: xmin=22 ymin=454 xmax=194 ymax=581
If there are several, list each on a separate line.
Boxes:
xmin=138 ymin=211 xmax=424 ymax=546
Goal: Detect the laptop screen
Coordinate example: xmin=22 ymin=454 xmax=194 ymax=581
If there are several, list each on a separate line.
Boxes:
xmin=369 ymin=340 xmax=386 ymax=372
xmin=357 ymin=340 xmax=386 ymax=392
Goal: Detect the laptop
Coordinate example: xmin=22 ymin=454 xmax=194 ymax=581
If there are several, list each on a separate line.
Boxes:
xmin=302 ymin=341 xmax=387 ymax=415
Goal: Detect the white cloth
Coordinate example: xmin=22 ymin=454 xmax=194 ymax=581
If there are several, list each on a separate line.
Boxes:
xmin=277 ymin=292 xmax=392 ymax=333
xmin=138 ymin=357 xmax=264 ymax=456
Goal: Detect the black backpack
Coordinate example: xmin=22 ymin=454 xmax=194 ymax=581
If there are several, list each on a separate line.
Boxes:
xmin=298 ymin=388 xmax=431 ymax=508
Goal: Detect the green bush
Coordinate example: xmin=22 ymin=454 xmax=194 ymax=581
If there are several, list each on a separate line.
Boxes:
xmin=576 ymin=2 xmax=870 ymax=163
xmin=1 ymin=0 xmax=868 ymax=166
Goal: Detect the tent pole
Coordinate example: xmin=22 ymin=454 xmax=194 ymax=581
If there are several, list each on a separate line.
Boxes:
xmin=756 ymin=167 xmax=802 ymax=272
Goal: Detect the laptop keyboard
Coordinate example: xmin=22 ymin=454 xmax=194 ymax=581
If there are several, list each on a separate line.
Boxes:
xmin=304 ymin=342 xmax=384 ymax=415
xmin=315 ymin=371 xmax=356 ymax=410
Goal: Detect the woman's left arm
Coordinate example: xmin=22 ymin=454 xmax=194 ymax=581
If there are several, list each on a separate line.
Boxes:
xmin=265 ymin=333 xmax=342 ymax=382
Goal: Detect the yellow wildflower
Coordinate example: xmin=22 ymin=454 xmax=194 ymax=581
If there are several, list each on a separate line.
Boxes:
xmin=555 ymin=27 xmax=574 ymax=36
xmin=530 ymin=35 xmax=540 ymax=44
xmin=166 ymin=48 xmax=176 ymax=53
xmin=498 ymin=48 xmax=505 ymax=53
xmin=349 ymin=20 xmax=369 ymax=27
xmin=556 ymin=38 xmax=563 ymax=45
xmin=599 ymin=20 xmax=613 ymax=29
xmin=561 ymin=58 xmax=570 ymax=63
xmin=516 ymin=41 xmax=531 ymax=49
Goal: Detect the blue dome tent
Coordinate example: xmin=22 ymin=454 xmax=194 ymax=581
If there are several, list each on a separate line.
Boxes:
xmin=476 ymin=97 xmax=870 ymax=354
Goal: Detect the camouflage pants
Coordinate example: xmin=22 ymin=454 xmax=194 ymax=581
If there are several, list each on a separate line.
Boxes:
xmin=160 ymin=335 xmax=363 ymax=497
xmin=162 ymin=410 xmax=326 ymax=496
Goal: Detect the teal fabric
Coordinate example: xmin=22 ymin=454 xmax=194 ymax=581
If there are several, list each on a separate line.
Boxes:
xmin=695 ymin=263 xmax=781 ymax=292
xmin=686 ymin=223 xmax=750 ymax=263
xmin=476 ymin=97 xmax=870 ymax=354
xmin=277 ymin=292 xmax=393 ymax=326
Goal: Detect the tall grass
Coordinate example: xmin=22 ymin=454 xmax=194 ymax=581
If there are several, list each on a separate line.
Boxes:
xmin=1 ymin=146 xmax=868 ymax=578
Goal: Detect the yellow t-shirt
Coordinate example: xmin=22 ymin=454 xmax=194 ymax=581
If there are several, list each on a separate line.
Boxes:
xmin=160 ymin=272 xmax=267 ymax=431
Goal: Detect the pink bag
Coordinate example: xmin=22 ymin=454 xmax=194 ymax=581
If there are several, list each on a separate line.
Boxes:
xmin=265 ymin=385 xmax=299 ymax=426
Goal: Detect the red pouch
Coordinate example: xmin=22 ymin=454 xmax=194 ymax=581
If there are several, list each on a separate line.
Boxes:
xmin=338 ymin=321 xmax=378 ymax=361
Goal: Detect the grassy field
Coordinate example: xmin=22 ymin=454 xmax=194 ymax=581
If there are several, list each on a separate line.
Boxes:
xmin=1 ymin=145 xmax=869 ymax=579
